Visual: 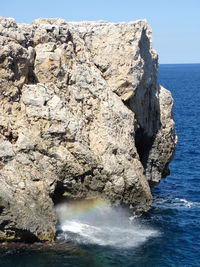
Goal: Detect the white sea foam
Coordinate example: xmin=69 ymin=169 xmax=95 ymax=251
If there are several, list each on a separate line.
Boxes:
xmin=154 ymin=197 xmax=200 ymax=209
xmin=175 ymin=198 xmax=194 ymax=207
xmin=56 ymin=200 xmax=159 ymax=248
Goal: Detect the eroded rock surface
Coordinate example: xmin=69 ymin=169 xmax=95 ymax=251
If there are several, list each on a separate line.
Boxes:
xmin=0 ymin=17 xmax=176 ymax=242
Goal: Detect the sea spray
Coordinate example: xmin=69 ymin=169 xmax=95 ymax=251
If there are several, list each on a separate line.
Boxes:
xmin=55 ymin=199 xmax=159 ymax=248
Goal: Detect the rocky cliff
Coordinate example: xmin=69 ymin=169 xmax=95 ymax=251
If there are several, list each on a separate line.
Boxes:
xmin=0 ymin=17 xmax=176 ymax=242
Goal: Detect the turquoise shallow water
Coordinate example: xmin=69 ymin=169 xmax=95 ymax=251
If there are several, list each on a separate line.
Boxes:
xmin=0 ymin=64 xmax=200 ymax=267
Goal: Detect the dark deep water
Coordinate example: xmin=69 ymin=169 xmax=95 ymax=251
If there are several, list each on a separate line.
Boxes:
xmin=0 ymin=64 xmax=200 ymax=267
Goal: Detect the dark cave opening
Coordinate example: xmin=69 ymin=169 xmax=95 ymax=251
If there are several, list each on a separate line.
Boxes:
xmin=134 ymin=126 xmax=155 ymax=171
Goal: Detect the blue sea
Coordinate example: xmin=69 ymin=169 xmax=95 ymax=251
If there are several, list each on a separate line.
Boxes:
xmin=0 ymin=64 xmax=200 ymax=267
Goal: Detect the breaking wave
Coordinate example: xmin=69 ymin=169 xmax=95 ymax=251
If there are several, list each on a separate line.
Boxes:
xmin=55 ymin=199 xmax=159 ymax=248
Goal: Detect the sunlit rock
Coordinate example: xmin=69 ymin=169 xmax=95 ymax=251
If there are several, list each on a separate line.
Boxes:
xmin=0 ymin=17 xmax=176 ymax=242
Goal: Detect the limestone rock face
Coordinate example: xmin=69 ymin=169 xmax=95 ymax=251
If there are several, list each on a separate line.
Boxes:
xmin=0 ymin=17 xmax=176 ymax=242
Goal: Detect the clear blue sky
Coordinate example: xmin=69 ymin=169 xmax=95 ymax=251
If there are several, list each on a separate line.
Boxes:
xmin=1 ymin=0 xmax=200 ymax=64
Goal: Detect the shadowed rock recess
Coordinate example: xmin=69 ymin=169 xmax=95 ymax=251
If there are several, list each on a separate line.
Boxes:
xmin=0 ymin=17 xmax=176 ymax=242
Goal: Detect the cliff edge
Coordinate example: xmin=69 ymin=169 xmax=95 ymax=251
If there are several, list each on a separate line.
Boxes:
xmin=0 ymin=17 xmax=176 ymax=242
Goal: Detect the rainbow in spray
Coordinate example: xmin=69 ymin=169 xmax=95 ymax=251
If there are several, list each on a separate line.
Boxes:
xmin=55 ymin=198 xmax=109 ymax=223
xmin=55 ymin=198 xmax=159 ymax=247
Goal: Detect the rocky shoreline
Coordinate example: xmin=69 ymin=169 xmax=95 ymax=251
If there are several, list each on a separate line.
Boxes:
xmin=0 ymin=17 xmax=176 ymax=242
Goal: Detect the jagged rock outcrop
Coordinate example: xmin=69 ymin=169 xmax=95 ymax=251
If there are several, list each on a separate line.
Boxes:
xmin=0 ymin=17 xmax=176 ymax=242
